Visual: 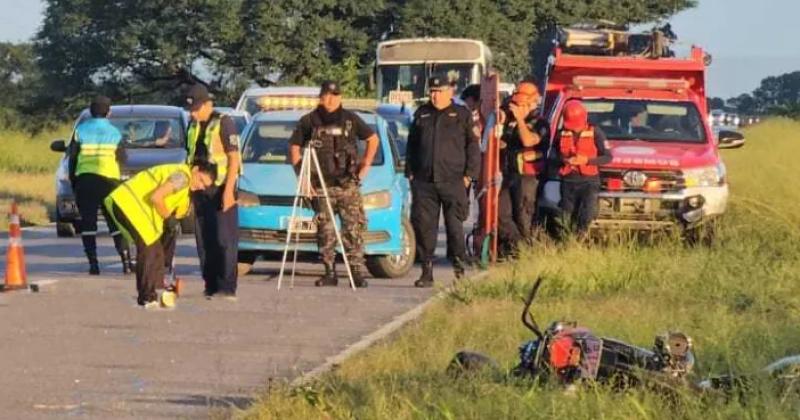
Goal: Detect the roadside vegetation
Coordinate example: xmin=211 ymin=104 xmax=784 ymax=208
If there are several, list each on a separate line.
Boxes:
xmin=244 ymin=118 xmax=800 ymax=419
xmin=0 ymin=125 xmax=70 ymax=228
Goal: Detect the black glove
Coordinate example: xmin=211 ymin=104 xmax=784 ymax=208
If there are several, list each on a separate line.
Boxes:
xmin=164 ymin=216 xmax=180 ymax=233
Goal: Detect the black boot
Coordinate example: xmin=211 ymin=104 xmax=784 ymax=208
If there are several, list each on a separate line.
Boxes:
xmin=113 ymin=235 xmax=135 ymax=274
xmin=121 ymin=249 xmax=135 ymax=275
xmin=88 ymin=256 xmax=100 ymax=275
xmin=83 ymin=235 xmax=100 ymax=275
xmin=414 ymin=261 xmax=434 ymax=288
xmin=351 ymin=267 xmax=368 ymax=288
xmin=453 ymin=257 xmax=466 ymax=280
xmin=315 ymin=263 xmax=338 ymax=287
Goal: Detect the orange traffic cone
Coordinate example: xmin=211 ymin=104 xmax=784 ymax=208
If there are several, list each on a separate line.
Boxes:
xmin=2 ymin=201 xmax=27 ymax=292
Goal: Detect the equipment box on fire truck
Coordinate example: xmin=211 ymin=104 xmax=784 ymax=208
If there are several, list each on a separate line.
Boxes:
xmin=540 ymin=27 xmax=744 ymax=239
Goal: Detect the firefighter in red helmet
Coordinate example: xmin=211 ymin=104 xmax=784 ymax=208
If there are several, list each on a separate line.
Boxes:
xmin=554 ymin=100 xmax=612 ymax=236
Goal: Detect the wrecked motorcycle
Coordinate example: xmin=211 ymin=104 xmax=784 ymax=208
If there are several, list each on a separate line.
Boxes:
xmin=448 ymin=277 xmax=800 ymax=398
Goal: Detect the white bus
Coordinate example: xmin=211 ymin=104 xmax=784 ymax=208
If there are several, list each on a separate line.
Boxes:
xmin=375 ymin=38 xmax=492 ymax=105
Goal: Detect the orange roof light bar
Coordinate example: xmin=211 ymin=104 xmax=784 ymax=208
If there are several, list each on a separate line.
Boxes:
xmin=256 ymin=96 xmax=379 ymax=112
xmin=572 ymin=76 xmax=691 ymax=91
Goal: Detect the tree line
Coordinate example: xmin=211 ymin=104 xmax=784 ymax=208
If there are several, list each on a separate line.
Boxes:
xmin=2 ymin=0 xmax=694 ymax=130
xmin=709 ymin=71 xmax=800 ymax=118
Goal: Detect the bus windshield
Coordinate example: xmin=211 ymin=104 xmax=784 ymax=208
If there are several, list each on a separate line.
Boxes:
xmin=378 ymin=63 xmax=477 ymax=103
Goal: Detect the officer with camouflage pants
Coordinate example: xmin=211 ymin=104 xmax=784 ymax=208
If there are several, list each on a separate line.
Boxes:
xmin=289 ymin=81 xmax=379 ymax=288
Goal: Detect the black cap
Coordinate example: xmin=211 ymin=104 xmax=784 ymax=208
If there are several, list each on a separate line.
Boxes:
xmin=319 ymin=80 xmax=342 ymax=96
xmin=89 ymin=95 xmax=111 ymax=117
xmin=428 ymin=76 xmax=452 ymax=91
xmin=185 ymin=84 xmax=212 ymax=110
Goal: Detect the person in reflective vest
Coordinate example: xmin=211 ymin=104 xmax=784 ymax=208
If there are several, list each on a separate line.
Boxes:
xmin=104 ymin=162 xmax=216 ymax=308
xmin=554 ymin=100 xmax=612 ymax=236
xmin=288 ymin=81 xmax=379 ymax=288
xmin=67 ymin=95 xmax=133 ymax=275
xmin=497 ymin=81 xmax=550 ymax=256
xmin=184 ymin=84 xmax=242 ymax=300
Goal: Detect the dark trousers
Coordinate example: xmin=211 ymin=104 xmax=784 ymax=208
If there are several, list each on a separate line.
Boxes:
xmin=560 ymin=180 xmax=600 ymax=234
xmin=112 ymin=204 xmax=177 ymax=305
xmin=498 ymin=174 xmax=539 ymax=248
xmin=75 ymin=174 xmax=126 ymax=260
xmin=193 ymin=186 xmax=239 ymax=295
xmin=411 ymin=179 xmax=468 ymax=266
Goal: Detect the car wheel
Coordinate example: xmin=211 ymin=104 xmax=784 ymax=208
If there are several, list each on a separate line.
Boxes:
xmin=56 ymin=208 xmax=77 ymax=238
xmin=366 ymin=218 xmax=416 ymax=278
xmin=238 ymin=251 xmax=257 ymax=276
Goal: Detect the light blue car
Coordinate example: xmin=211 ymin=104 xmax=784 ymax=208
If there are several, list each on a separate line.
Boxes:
xmin=236 ymin=110 xmax=416 ymax=278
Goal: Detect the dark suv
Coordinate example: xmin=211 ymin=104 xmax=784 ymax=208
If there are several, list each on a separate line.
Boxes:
xmin=50 ymin=105 xmax=191 ymax=237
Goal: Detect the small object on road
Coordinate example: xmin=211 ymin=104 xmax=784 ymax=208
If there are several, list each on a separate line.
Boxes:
xmin=160 ymin=290 xmax=176 ymax=308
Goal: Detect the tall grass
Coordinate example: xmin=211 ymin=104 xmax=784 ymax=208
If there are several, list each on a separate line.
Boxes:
xmin=0 ymin=125 xmax=71 ymax=227
xmin=244 ymin=119 xmax=800 ymax=419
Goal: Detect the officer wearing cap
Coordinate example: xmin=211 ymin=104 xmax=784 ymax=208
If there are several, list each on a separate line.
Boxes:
xmin=184 ymin=84 xmax=241 ymax=300
xmin=288 ymin=81 xmax=379 ymax=288
xmin=405 ymin=76 xmax=481 ymax=287
xmin=68 ymin=95 xmax=133 ymax=275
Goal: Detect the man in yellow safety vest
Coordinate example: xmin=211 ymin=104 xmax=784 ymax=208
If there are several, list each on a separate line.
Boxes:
xmin=104 ymin=162 xmax=216 ymax=308
xmin=184 ymin=84 xmax=242 ymax=300
xmin=68 ymin=95 xmax=133 ymax=275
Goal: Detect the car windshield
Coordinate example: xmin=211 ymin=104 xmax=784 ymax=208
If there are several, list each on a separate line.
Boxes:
xmin=378 ymin=63 xmax=475 ymax=102
xmin=242 ymin=121 xmax=384 ymax=165
xmin=386 ymin=120 xmax=409 ymax=160
xmin=108 ymin=117 xmax=184 ymax=148
xmin=581 ymin=100 xmax=707 ymax=143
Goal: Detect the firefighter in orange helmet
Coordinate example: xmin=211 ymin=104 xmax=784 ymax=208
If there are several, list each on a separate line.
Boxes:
xmin=554 ymin=100 xmax=612 ymax=236
xmin=497 ymin=80 xmax=550 ymax=256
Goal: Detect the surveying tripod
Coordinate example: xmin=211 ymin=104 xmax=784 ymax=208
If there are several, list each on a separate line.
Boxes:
xmin=277 ymin=144 xmax=357 ymax=290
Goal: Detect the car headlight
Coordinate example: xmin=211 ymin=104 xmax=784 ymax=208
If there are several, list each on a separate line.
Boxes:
xmin=363 ymin=190 xmax=392 ymax=210
xmin=684 ymin=164 xmax=725 ymax=188
xmin=238 ymin=190 xmax=260 ymax=207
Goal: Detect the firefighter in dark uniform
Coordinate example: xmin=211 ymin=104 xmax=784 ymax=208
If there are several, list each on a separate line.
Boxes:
xmin=497 ymin=82 xmax=551 ymax=255
xmin=289 ymin=81 xmax=379 ymax=288
xmin=406 ymin=76 xmax=481 ymax=287
xmin=184 ymin=84 xmax=241 ymax=300
xmin=68 ymin=95 xmax=133 ymax=275
xmin=554 ymin=100 xmax=612 ymax=235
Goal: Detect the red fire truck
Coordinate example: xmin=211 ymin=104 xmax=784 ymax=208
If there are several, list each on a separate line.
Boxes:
xmin=538 ymin=27 xmax=744 ymax=239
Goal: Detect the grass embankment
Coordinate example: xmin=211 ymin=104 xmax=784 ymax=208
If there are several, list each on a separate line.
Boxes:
xmin=246 ymin=118 xmax=800 ymax=419
xmin=0 ymin=126 xmax=71 ymax=228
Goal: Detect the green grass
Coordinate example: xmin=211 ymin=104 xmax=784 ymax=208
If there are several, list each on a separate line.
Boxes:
xmin=0 ymin=125 xmax=71 ymax=228
xmin=243 ymin=118 xmax=800 ymax=419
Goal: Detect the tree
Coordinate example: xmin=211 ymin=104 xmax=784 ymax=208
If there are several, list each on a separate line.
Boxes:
xmin=394 ymin=0 xmax=696 ymax=82
xmin=752 ymin=71 xmax=800 ymax=116
xmin=0 ymin=43 xmax=43 ymax=127
xmin=35 ymin=0 xmax=244 ymax=115
xmin=707 ymin=97 xmax=725 ymax=110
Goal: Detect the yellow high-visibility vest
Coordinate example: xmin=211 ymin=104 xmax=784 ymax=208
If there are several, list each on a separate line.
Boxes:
xmin=105 ymin=163 xmax=192 ymax=246
xmin=187 ymin=115 xmax=228 ymax=186
xmin=75 ymin=118 xmax=122 ymax=179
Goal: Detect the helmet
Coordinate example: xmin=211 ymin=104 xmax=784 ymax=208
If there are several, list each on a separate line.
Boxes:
xmin=562 ymin=100 xmax=588 ymax=131
xmin=516 ymin=81 xmax=540 ymax=99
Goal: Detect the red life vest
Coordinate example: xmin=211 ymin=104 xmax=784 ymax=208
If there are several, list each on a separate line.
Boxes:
xmin=559 ymin=127 xmax=599 ymax=177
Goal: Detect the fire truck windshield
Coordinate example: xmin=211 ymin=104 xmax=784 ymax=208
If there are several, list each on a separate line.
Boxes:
xmin=581 ymin=99 xmax=707 ymax=143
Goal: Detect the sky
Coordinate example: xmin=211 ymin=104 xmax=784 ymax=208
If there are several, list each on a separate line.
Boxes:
xmin=1 ymin=0 xmax=798 ymax=98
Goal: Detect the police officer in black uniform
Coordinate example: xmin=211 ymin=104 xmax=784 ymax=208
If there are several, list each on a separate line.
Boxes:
xmin=406 ymin=76 xmax=481 ymax=287
xmin=289 ymin=81 xmax=379 ymax=288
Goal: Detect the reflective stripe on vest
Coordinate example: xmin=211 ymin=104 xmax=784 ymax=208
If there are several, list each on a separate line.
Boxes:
xmin=107 ymin=163 xmax=192 ymax=246
xmin=187 ymin=117 xmax=228 ymax=186
xmin=559 ymin=127 xmax=599 ymax=177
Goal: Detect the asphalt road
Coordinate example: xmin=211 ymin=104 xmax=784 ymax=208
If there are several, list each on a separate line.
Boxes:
xmin=0 ymin=225 xmax=462 ymax=419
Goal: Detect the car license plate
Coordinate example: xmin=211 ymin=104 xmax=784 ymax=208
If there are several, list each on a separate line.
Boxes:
xmin=281 ymin=216 xmax=317 ymax=234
